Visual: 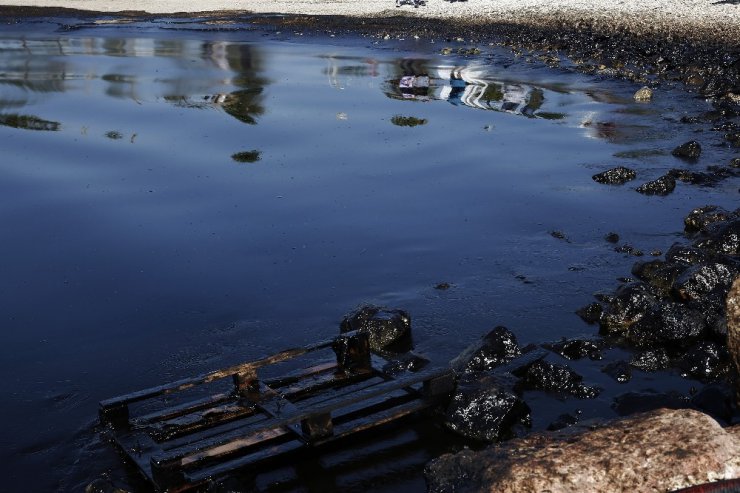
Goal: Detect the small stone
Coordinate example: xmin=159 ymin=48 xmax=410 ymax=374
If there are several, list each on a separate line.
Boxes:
xmin=633 ymin=86 xmax=653 ymax=101
xmin=604 ymin=232 xmax=620 ymax=243
xmin=630 ymin=348 xmax=671 ymax=372
xmin=672 ymin=140 xmax=702 ymax=161
xmin=592 ymin=166 xmax=636 ymax=185
xmin=636 ymin=174 xmax=676 ymax=196
xmin=602 ymin=361 xmax=632 ymax=384
xmin=450 ymin=326 xmax=522 ymax=374
xmin=339 ymin=305 xmax=412 ymax=352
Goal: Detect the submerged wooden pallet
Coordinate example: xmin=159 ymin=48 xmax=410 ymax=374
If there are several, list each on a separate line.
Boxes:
xmin=99 ymin=330 xmax=455 ymax=492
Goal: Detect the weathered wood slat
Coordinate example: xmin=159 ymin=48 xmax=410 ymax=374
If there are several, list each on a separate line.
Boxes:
xmin=101 ymin=330 xmax=454 ymax=492
xmin=100 ymin=336 xmax=339 ymax=410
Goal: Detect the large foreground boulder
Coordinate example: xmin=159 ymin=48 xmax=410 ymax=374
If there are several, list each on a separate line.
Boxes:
xmin=729 ymin=277 xmax=740 ymax=404
xmin=425 ymin=408 xmax=740 ymax=493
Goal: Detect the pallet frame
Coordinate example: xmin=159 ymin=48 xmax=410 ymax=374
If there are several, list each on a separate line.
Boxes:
xmin=99 ymin=330 xmax=454 ymax=492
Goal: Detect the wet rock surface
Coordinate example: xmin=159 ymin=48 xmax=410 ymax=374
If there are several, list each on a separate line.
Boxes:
xmin=450 ymin=326 xmax=521 ymax=374
xmin=729 ymin=278 xmax=740 ymax=404
xmin=635 ymin=174 xmax=676 ymax=195
xmin=339 ymin=305 xmax=412 ymax=352
xmin=592 ymin=166 xmax=636 ymax=185
xmin=672 ymin=140 xmax=702 ymax=161
xmin=426 ymin=409 xmax=740 ymax=493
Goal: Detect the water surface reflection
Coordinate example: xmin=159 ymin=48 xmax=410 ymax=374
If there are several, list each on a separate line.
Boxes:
xmin=0 ymin=29 xmax=735 ymax=493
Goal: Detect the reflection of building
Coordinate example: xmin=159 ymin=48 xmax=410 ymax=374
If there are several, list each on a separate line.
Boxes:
xmin=384 ymin=63 xmax=554 ymax=118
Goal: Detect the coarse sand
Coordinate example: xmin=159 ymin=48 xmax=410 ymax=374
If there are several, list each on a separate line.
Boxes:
xmin=1 ymin=0 xmax=739 ymax=41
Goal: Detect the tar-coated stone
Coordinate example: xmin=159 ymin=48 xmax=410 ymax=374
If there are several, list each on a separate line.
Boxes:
xmin=445 ymin=374 xmax=531 ymax=442
xmin=592 ymin=166 xmax=636 ymax=185
xmin=599 ymin=282 xmax=659 ymax=336
xmin=451 ymin=326 xmax=522 ymax=374
xmin=546 ymin=338 xmax=603 ymax=360
xmin=604 ymin=232 xmax=620 ymax=243
xmin=602 ymin=360 xmax=632 ymax=383
xmin=627 ymin=301 xmax=706 ymax=348
xmin=513 ymin=360 xmax=600 ymax=399
xmin=689 ymin=290 xmax=729 ymax=337
xmin=684 ymin=205 xmax=737 ymax=234
xmin=631 ymin=259 xmax=687 ymax=295
xmin=664 ymin=243 xmax=710 ymax=266
xmin=672 ymin=262 xmax=737 ymax=302
xmin=575 ymin=302 xmax=603 ymax=325
xmin=339 ymin=305 xmax=412 ymax=352
xmin=630 ymin=347 xmax=671 ymax=372
xmin=693 ymin=218 xmax=740 ymax=256
xmin=678 ymin=341 xmax=731 ymax=382
xmin=671 ymin=140 xmax=702 ymax=161
xmin=636 ymin=174 xmax=676 ymax=195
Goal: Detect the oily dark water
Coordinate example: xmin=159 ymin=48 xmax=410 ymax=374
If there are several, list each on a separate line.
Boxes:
xmin=0 ymin=18 xmax=737 ymax=492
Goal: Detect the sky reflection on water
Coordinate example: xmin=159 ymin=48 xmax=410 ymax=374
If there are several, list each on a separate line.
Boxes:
xmin=0 ymin=28 xmax=737 ymax=492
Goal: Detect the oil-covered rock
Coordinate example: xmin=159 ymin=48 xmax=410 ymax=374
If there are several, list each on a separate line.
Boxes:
xmin=450 ymin=325 xmax=522 ymax=374
xmin=444 ymin=373 xmax=531 ymax=442
xmin=592 ymin=166 xmax=636 ymax=185
xmin=671 ymin=140 xmax=702 ymax=161
xmin=626 ymin=301 xmax=706 ymax=348
xmin=339 ymin=305 xmax=412 ymax=352
xmin=513 ymin=360 xmax=600 ymax=399
xmin=635 ymin=174 xmax=676 ymax=195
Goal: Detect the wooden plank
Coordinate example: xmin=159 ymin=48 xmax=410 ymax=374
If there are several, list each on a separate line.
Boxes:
xmin=152 ymin=366 xmax=451 ymax=466
xmin=100 ymin=336 xmax=340 ymax=412
xmin=133 ymin=392 xmax=235 ymax=426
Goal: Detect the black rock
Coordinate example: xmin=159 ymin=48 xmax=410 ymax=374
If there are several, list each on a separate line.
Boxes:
xmin=592 ymin=166 xmax=636 ymax=185
xmin=678 ymin=341 xmax=731 ymax=381
xmin=636 ymin=174 xmax=676 ymax=196
xmin=731 ymin=158 xmax=740 ymax=168
xmin=339 ymin=305 xmax=412 ymax=352
xmin=599 ymin=282 xmax=660 ymax=336
xmin=671 ymin=140 xmax=702 ymax=161
xmin=668 ymin=168 xmax=716 ymax=186
xmin=684 ymin=205 xmax=737 ymax=234
xmin=575 ymin=303 xmax=603 ymax=325
xmin=614 ymin=244 xmax=643 ymax=256
xmin=627 ymin=301 xmax=706 ymax=348
xmin=688 ymin=290 xmax=728 ymax=337
xmin=672 ymin=262 xmax=737 ymax=302
xmin=450 ymin=326 xmax=522 ymax=374
xmin=604 ymin=232 xmax=620 ymax=243
xmin=546 ymin=338 xmax=603 ymax=360
xmin=631 ymin=259 xmax=686 ymax=295
xmin=693 ymin=218 xmax=740 ymax=255
xmin=664 ymin=243 xmax=709 ymax=266
xmin=601 ymin=360 xmax=632 ymax=383
xmin=629 ymin=348 xmax=671 ymax=372
xmin=444 ymin=374 xmax=531 ymax=442
xmin=513 ymin=360 xmax=600 ymax=399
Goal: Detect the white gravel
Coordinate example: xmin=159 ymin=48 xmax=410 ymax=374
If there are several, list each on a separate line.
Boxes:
xmin=3 ymin=0 xmax=739 ymax=39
